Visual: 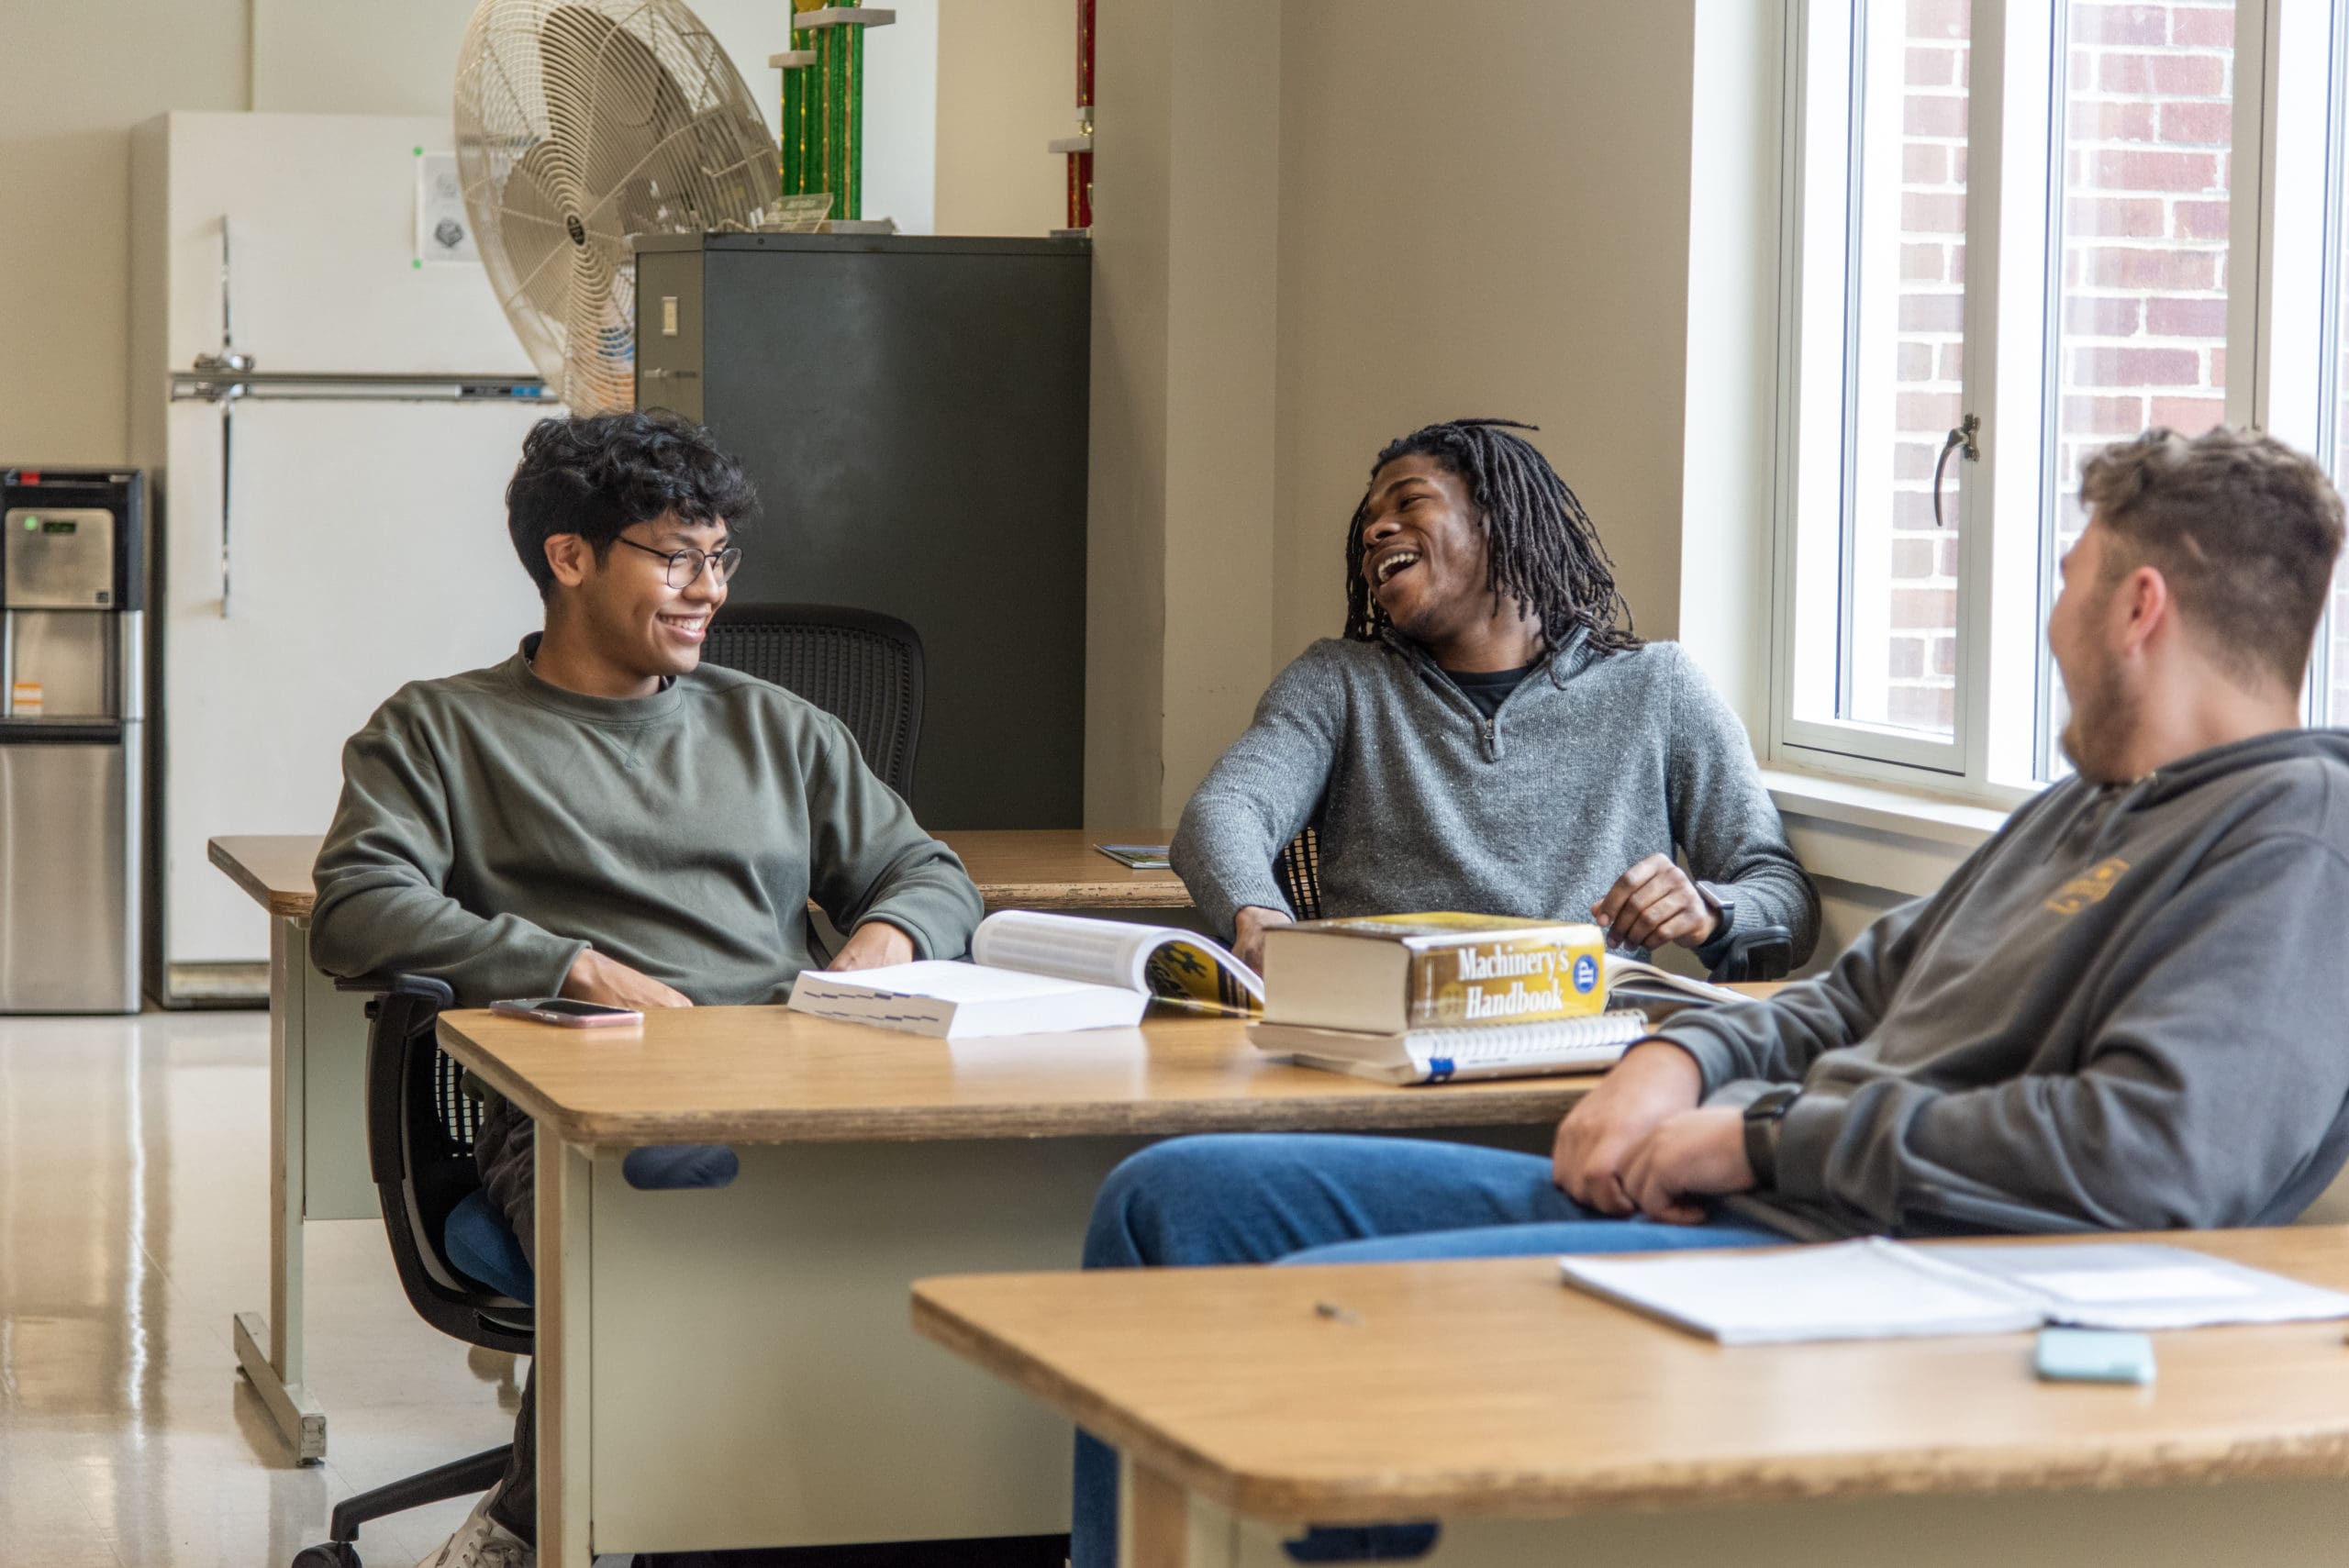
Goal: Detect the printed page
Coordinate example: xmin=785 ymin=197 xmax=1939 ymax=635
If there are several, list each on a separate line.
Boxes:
xmin=1601 ymin=952 xmax=1747 ymax=1006
xmin=974 ymin=910 xmax=1265 ymax=1015
xmin=973 ymin=910 xmax=1166 ymax=990
xmin=1559 ymin=1238 xmax=2043 ymax=1344
xmin=1943 ymin=1242 xmax=2349 ymax=1331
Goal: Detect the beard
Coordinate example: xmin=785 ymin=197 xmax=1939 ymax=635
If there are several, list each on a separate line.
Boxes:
xmin=2057 ymin=650 xmax=2142 ymax=784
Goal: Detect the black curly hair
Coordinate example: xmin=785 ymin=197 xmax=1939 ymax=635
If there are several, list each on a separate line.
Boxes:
xmin=1342 ymin=417 xmax=1640 ymax=660
xmin=506 ymin=410 xmax=759 ymax=598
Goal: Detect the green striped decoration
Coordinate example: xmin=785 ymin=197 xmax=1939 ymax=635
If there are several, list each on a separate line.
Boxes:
xmin=778 ymin=1 xmax=863 ymax=222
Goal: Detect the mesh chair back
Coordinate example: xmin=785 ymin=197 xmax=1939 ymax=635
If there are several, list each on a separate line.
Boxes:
xmin=364 ymin=976 xmax=532 ymax=1354
xmin=1274 ymin=826 xmax=1324 ymax=922
xmin=702 ymin=604 xmax=925 ymax=799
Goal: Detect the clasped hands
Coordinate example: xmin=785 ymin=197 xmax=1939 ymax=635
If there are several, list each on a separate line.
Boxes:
xmin=1551 ymin=1040 xmax=1756 ymax=1224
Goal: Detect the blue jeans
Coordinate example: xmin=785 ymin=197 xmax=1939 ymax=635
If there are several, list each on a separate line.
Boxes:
xmin=1069 ymin=1133 xmax=1785 ymax=1568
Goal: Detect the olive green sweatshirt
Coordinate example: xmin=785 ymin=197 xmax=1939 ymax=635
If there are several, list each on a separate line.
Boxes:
xmin=308 ymin=636 xmax=984 ymax=1006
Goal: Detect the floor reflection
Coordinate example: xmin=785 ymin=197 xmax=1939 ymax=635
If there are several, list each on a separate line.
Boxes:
xmin=0 ymin=1009 xmax=518 ymax=1567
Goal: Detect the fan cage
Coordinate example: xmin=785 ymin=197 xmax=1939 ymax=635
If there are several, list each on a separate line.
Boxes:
xmin=454 ymin=0 xmax=782 ymax=413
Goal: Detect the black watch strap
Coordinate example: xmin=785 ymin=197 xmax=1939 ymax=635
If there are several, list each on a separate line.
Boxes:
xmin=1742 ymin=1086 xmax=1800 ymax=1189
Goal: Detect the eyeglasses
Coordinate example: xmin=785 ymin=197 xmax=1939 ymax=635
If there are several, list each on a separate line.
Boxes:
xmin=614 ymin=536 xmax=742 ymax=589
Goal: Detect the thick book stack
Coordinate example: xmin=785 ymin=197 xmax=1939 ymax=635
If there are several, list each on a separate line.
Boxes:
xmin=1251 ymin=913 xmax=1652 ymax=1084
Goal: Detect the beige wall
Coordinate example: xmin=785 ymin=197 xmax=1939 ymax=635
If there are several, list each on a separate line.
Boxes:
xmin=1270 ymin=2 xmax=1701 ymax=669
xmin=935 ymin=0 xmax=1074 ymax=237
xmin=1082 ymin=0 xmax=1282 ymax=826
xmin=0 ymin=1 xmax=250 ymax=464
xmin=1083 ymin=0 xmax=1711 ymax=823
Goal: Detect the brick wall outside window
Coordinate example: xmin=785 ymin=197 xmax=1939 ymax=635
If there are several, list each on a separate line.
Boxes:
xmin=1881 ymin=1 xmax=2234 ymax=739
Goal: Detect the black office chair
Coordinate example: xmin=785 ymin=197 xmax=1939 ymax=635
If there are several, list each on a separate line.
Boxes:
xmin=702 ymin=603 xmax=925 ymax=800
xmin=292 ymin=976 xmax=532 ymax=1568
xmin=1268 ymin=825 xmax=1796 ymax=984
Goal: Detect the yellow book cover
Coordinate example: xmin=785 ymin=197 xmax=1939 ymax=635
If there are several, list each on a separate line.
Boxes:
xmin=1286 ymin=913 xmax=1608 ymax=1029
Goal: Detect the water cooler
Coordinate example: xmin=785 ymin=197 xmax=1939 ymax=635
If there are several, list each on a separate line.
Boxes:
xmin=0 ymin=469 xmax=145 ymax=1012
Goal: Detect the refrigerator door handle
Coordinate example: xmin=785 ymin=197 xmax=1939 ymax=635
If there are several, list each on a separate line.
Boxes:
xmin=217 ymin=391 xmax=241 ymax=618
xmin=190 ymin=217 xmax=252 ymax=618
xmin=191 ymin=217 xmax=257 ymax=377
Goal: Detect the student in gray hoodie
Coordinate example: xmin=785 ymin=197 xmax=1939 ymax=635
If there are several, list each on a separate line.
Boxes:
xmin=1173 ymin=417 xmax=1819 ymax=974
xmin=1071 ymin=426 xmax=2349 ymax=1568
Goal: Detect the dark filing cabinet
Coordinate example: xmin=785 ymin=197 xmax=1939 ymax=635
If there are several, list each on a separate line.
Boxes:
xmin=633 ymin=233 xmax=1092 ymax=829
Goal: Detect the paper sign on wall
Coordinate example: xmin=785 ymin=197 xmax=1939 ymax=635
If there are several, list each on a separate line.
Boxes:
xmin=415 ymin=151 xmax=480 ymax=266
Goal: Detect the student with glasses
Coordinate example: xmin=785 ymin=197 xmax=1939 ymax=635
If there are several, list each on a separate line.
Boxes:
xmin=309 ymin=410 xmax=984 ymax=1568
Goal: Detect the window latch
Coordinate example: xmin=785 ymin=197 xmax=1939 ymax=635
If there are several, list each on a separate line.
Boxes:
xmin=1932 ymin=413 xmax=1980 ymax=528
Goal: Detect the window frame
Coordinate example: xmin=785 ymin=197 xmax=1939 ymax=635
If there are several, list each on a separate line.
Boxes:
xmin=1765 ymin=0 xmax=2290 ymax=804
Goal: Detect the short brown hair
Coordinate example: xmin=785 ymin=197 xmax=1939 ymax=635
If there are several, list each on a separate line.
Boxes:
xmin=2079 ymin=427 xmax=2346 ymax=691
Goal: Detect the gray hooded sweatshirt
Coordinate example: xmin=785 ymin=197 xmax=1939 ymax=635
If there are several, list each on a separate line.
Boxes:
xmin=1664 ymin=729 xmax=2349 ymax=1240
xmin=1172 ymin=630 xmax=1820 ymax=967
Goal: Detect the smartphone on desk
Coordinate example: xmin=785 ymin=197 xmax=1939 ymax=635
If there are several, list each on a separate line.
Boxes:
xmin=488 ymin=997 xmax=644 ymax=1028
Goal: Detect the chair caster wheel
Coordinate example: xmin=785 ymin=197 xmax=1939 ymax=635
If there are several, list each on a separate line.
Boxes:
xmin=292 ymin=1543 xmax=360 ymax=1568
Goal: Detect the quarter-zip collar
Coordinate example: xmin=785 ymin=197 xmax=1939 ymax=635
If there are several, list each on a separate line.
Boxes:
xmin=1377 ymin=626 xmax=1595 ymax=762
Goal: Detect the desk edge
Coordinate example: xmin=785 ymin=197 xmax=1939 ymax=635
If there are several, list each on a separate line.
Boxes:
xmin=909 ymin=1283 xmax=2349 ymax=1522
xmin=208 ymin=837 xmax=316 ymax=919
xmin=433 ymin=1019 xmax=1592 ymax=1145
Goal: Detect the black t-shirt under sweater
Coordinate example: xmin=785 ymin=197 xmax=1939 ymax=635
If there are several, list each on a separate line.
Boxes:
xmin=1442 ymin=661 xmax=1542 ymax=720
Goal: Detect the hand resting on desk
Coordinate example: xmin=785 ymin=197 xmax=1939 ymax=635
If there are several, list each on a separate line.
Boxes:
xmin=829 ymin=921 xmax=916 ymax=972
xmin=562 ymin=948 xmax=729 ymax=1192
xmin=563 ymin=948 xmax=694 ymax=1011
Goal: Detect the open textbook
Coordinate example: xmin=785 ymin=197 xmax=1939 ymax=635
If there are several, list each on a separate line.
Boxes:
xmin=1601 ymin=951 xmax=1748 ymax=1009
xmin=785 ymin=910 xmax=1264 ymax=1039
xmin=1557 ymin=1238 xmax=2349 ymax=1344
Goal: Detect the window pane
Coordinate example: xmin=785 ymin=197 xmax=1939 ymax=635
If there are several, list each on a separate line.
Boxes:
xmin=1845 ymin=0 xmax=1970 ymax=739
xmin=2332 ymin=32 xmax=2349 ymax=725
xmin=2043 ymin=0 xmax=2237 ymax=772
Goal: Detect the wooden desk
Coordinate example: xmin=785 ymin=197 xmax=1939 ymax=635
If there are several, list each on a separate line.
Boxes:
xmin=209 ymin=828 xmax=1189 ymax=924
xmin=915 ymin=1229 xmax=2349 ymax=1568
xmin=435 ymin=1005 xmax=1600 ymax=1566
xmin=206 ymin=828 xmax=1189 ymax=1462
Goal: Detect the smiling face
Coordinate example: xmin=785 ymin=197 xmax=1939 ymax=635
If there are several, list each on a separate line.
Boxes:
xmin=1356 ymin=454 xmax=1509 ymax=649
xmin=571 ymin=511 xmax=730 ymax=685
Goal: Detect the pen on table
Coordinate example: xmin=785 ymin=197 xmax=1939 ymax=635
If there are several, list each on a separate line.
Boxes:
xmin=1314 ymin=1300 xmax=1363 ymax=1325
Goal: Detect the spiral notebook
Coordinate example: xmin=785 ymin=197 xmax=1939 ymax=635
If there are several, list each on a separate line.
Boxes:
xmin=1249 ymin=1009 xmax=1651 ymax=1084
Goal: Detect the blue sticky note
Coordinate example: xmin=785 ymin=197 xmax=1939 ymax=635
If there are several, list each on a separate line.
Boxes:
xmin=2035 ymin=1328 xmax=2155 ymax=1385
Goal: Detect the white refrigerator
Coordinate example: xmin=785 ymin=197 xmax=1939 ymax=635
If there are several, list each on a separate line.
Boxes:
xmin=130 ymin=111 xmax=555 ymax=1006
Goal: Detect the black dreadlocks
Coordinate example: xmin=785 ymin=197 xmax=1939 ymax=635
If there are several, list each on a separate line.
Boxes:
xmin=1341 ymin=418 xmax=1642 ymax=661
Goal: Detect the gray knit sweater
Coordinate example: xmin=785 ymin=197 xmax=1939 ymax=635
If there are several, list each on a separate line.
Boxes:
xmin=1172 ymin=631 xmax=1819 ymax=966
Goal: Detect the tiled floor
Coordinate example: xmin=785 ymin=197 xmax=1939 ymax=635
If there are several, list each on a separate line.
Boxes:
xmin=0 ymin=1009 xmax=521 ymax=1568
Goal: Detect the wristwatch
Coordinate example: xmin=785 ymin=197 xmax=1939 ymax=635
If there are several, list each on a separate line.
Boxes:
xmin=1742 ymin=1086 xmax=1801 ymax=1189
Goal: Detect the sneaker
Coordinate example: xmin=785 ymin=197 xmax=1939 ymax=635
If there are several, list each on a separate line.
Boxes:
xmin=415 ymin=1485 xmax=534 ymax=1568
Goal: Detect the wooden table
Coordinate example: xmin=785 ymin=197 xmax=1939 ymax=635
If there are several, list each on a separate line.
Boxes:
xmin=436 ymin=1005 xmax=1600 ymax=1566
xmin=207 ymin=828 xmax=1190 ymax=1461
xmin=916 ymin=1229 xmax=2349 ymax=1568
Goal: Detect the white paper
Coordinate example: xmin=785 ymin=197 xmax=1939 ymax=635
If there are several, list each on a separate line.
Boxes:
xmin=415 ymin=152 xmax=479 ymax=265
xmin=1947 ymin=1242 xmax=2349 ymax=1330
xmin=1560 ymin=1238 xmax=2349 ymax=1343
xmin=2017 ymin=1266 xmax=2258 ymax=1304
xmin=1558 ymin=1239 xmax=2043 ymax=1345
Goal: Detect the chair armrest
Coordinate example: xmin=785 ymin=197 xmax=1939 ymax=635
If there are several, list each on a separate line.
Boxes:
xmin=1705 ymin=924 xmax=1793 ymax=985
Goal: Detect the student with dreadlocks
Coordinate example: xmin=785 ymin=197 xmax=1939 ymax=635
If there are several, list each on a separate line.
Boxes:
xmin=1171 ymin=417 xmax=1819 ymax=973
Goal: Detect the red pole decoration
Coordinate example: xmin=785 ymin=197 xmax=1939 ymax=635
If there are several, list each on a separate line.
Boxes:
xmin=1071 ymin=0 xmax=1095 ymax=229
